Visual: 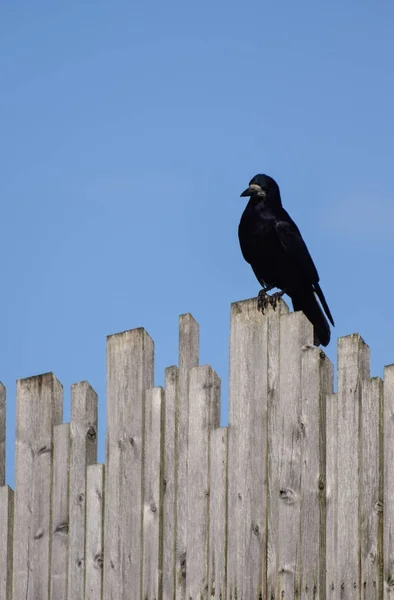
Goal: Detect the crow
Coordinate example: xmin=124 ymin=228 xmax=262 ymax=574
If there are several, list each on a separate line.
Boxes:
xmin=238 ymin=174 xmax=334 ymax=346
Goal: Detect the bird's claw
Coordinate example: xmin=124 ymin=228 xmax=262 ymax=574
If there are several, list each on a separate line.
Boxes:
xmin=270 ymin=291 xmax=285 ymax=310
xmin=257 ymin=289 xmax=271 ymax=313
xmin=257 ymin=290 xmax=284 ymax=313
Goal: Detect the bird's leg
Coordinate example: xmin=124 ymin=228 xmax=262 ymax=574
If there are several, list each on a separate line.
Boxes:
xmin=269 ymin=290 xmax=285 ymax=310
xmin=257 ymin=285 xmax=275 ymax=313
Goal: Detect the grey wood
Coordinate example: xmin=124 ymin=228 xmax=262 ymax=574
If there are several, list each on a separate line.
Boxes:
xmin=103 ymin=327 xmax=154 ymax=600
xmin=68 ymin=381 xmax=98 ymax=600
xmin=163 ymin=366 xmax=178 ymax=600
xmin=142 ymin=387 xmax=165 ymax=600
xmin=326 ymin=393 xmax=338 ymax=600
xmin=209 ymin=427 xmax=228 ymax=600
xmin=275 ymin=311 xmax=313 ymax=599
xmin=186 ymin=365 xmax=220 ymax=600
xmin=0 ymin=486 xmax=13 ymax=600
xmin=50 ymin=424 xmax=70 ymax=600
xmin=299 ymin=346 xmax=333 ymax=599
xmin=336 ymin=334 xmax=370 ymax=598
xmin=175 ymin=313 xmax=199 ymax=600
xmin=227 ymin=297 xmax=278 ymax=600
xmin=266 ymin=299 xmax=289 ymax=600
xmin=13 ymin=372 xmax=63 ymax=600
xmin=0 ymin=384 xmax=5 ymax=486
xmin=384 ymin=364 xmax=394 ymax=597
xmin=227 ymin=297 xmax=266 ymax=600
xmin=85 ymin=464 xmax=105 ymax=600
xmin=360 ymin=377 xmax=383 ymax=598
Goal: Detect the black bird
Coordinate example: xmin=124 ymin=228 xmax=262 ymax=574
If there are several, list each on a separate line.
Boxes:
xmin=238 ymin=174 xmax=334 ymax=346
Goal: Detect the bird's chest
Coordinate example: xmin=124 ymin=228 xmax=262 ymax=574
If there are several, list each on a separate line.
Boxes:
xmin=238 ymin=209 xmax=279 ymax=262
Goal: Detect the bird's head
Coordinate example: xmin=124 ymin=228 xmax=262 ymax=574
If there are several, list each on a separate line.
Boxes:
xmin=240 ymin=174 xmax=280 ymax=199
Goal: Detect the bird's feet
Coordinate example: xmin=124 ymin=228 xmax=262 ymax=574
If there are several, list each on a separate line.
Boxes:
xmin=269 ymin=290 xmax=285 ymax=310
xmin=257 ymin=289 xmax=285 ymax=313
xmin=257 ymin=289 xmax=271 ymax=313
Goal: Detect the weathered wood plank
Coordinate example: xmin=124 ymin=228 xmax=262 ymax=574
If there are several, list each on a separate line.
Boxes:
xmin=175 ymin=313 xmax=199 ymax=600
xmin=85 ymin=464 xmax=105 ymax=600
xmin=142 ymin=387 xmax=165 ymax=600
xmin=50 ymin=423 xmax=70 ymax=600
xmin=360 ymin=377 xmax=383 ymax=598
xmin=274 ymin=311 xmax=313 ymax=599
xmin=0 ymin=384 xmax=5 ymax=486
xmin=228 ymin=298 xmax=281 ymax=600
xmin=209 ymin=427 xmax=228 ymax=600
xmin=13 ymin=373 xmax=63 ymax=600
xmin=103 ymin=328 xmax=154 ymax=600
xmin=336 ymin=335 xmax=370 ymax=598
xmin=163 ymin=366 xmax=178 ymax=600
xmin=326 ymin=393 xmax=339 ymax=600
xmin=186 ymin=365 xmax=220 ymax=600
xmin=266 ymin=299 xmax=289 ymax=600
xmin=68 ymin=381 xmax=98 ymax=600
xmin=0 ymin=486 xmax=13 ymax=600
xmin=299 ymin=346 xmax=333 ymax=599
xmin=384 ymin=364 xmax=394 ymax=596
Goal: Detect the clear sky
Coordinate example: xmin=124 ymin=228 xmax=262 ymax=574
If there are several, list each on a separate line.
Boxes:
xmin=1 ymin=1 xmax=394 ymax=486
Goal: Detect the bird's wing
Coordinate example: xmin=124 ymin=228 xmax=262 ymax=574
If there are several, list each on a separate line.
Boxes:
xmin=274 ymin=210 xmax=335 ymax=326
xmin=274 ymin=210 xmax=319 ymax=284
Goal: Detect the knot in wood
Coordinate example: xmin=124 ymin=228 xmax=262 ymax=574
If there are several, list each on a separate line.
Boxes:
xmin=54 ymin=522 xmax=68 ymax=535
xmin=279 ymin=487 xmax=295 ymax=504
xmin=180 ymin=552 xmax=186 ymax=574
xmin=150 ymin=502 xmax=157 ymax=513
xmin=86 ymin=426 xmax=96 ymax=441
xmin=251 ymin=522 xmax=259 ymax=536
xmin=77 ymin=493 xmax=84 ymax=504
xmin=375 ymin=499 xmax=383 ymax=513
xmin=95 ymin=552 xmax=104 ymax=569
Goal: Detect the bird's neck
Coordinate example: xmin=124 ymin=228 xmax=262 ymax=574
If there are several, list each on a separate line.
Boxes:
xmin=248 ymin=194 xmax=282 ymax=212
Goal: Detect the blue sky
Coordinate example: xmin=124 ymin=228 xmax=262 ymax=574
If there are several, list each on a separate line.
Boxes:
xmin=1 ymin=1 xmax=394 ymax=485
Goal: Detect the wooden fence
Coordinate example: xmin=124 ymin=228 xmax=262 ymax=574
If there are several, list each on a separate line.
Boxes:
xmin=0 ymin=297 xmax=393 ymax=599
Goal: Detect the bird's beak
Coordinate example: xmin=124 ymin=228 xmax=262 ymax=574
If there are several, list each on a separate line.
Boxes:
xmin=240 ymin=183 xmax=263 ymax=197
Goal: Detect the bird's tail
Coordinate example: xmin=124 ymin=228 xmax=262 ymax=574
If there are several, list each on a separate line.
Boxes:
xmin=314 ymin=282 xmax=335 ymax=327
xmin=291 ymin=289 xmax=331 ymax=347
